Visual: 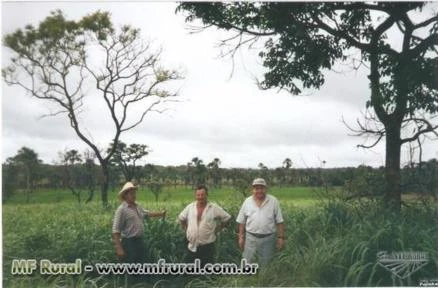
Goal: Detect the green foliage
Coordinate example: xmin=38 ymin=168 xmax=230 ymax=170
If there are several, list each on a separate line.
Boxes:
xmin=6 ymin=147 xmax=42 ymax=199
xmin=207 ymin=158 xmax=222 ymax=188
xmin=147 ymin=180 xmax=164 ymax=202
xmin=2 ymin=164 xmax=19 ymax=202
xmin=232 ymin=178 xmax=251 ymax=199
xmin=107 ymin=141 xmax=150 ymax=182
xmin=186 ymin=157 xmax=208 ymax=187
xmin=402 ymin=159 xmax=438 ymax=198
xmin=344 ymin=165 xmax=385 ymax=199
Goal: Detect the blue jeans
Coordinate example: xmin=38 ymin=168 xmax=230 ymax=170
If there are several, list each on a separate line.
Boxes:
xmin=243 ymin=232 xmax=276 ymax=267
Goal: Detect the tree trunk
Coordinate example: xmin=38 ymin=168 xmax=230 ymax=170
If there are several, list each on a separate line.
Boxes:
xmin=101 ymin=163 xmax=109 ymax=206
xmin=25 ymin=166 xmax=30 ymax=203
xmin=384 ymin=124 xmax=402 ymax=211
xmin=68 ymin=185 xmax=81 ymax=204
xmin=85 ymin=187 xmax=94 ymax=203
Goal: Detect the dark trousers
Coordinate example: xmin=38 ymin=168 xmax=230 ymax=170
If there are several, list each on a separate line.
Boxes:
xmin=121 ymin=236 xmax=146 ymax=284
xmin=121 ymin=236 xmax=146 ymax=263
xmin=184 ymin=242 xmax=215 ymax=267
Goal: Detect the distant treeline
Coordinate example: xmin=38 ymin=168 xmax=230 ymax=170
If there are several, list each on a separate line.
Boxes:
xmin=3 ymin=156 xmax=437 ymax=203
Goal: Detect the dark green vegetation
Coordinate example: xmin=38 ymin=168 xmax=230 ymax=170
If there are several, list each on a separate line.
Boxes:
xmin=3 ymin=186 xmax=438 ymax=287
xmin=4 ymin=146 xmax=438 ymax=205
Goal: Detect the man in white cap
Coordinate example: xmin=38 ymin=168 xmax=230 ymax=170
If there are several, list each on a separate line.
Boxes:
xmin=236 ymin=178 xmax=285 ymax=266
xmin=112 ymin=181 xmax=166 ymax=263
xmin=178 ymin=184 xmax=231 ymax=267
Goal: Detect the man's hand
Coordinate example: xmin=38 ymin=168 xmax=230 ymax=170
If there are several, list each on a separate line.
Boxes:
xmin=276 ymin=238 xmax=285 ymax=250
xmin=215 ymin=222 xmax=226 ymax=235
xmin=147 ymin=210 xmax=167 ymax=218
xmin=238 ymin=236 xmax=245 ymax=251
xmin=115 ymin=245 xmax=126 ymax=258
xmin=112 ymin=233 xmax=125 ymax=258
xmin=180 ymin=220 xmax=188 ymax=231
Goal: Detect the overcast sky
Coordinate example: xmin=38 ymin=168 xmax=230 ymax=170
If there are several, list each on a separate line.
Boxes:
xmin=2 ymin=2 xmax=437 ymax=169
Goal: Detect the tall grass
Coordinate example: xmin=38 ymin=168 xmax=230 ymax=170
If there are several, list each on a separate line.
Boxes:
xmin=3 ymin=188 xmax=438 ymax=287
xmin=200 ymin=199 xmax=438 ymax=287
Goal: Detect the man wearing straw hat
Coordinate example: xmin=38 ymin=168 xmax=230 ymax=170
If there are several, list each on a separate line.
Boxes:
xmin=236 ymin=178 xmax=285 ymax=267
xmin=112 ymin=181 xmax=166 ymax=263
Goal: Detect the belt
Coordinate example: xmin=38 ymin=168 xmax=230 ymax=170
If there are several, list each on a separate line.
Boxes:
xmin=247 ymin=232 xmax=274 ymax=238
xmin=198 ymin=242 xmax=215 ymax=247
xmin=122 ymin=236 xmax=143 ymax=241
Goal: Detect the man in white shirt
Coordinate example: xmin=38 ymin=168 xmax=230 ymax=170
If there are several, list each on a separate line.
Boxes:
xmin=236 ymin=178 xmax=285 ymax=266
xmin=178 ymin=184 xmax=231 ymax=266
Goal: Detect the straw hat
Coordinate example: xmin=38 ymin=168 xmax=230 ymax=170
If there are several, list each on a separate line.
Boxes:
xmin=252 ymin=178 xmax=267 ymax=187
xmin=118 ymin=182 xmax=138 ymax=200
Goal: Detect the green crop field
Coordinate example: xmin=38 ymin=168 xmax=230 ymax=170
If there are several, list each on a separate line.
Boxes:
xmin=5 ymin=185 xmax=321 ymax=206
xmin=3 ymin=186 xmax=438 ymax=287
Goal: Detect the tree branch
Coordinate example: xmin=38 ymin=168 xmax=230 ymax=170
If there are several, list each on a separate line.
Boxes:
xmin=413 ymin=15 xmax=438 ymax=30
xmin=401 ymin=118 xmax=438 ymax=144
xmin=408 ymin=33 xmax=438 ymax=58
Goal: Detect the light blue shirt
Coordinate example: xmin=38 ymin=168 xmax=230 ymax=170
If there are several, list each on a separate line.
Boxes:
xmin=236 ymin=194 xmax=284 ymax=234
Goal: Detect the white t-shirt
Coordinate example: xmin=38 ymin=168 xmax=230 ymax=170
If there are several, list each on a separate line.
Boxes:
xmin=178 ymin=202 xmax=231 ymax=251
xmin=236 ymin=194 xmax=284 ymax=234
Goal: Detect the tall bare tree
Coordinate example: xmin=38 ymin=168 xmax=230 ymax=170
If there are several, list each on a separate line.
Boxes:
xmin=3 ymin=11 xmax=182 ymax=205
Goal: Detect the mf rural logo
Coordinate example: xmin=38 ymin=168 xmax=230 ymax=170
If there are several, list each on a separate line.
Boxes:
xmin=377 ymin=251 xmax=429 ymax=279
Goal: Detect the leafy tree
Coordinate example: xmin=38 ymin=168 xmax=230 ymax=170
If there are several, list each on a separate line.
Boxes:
xmin=344 ymin=165 xmax=385 ymax=200
xmin=282 ymin=158 xmax=293 ymax=185
xmin=274 ymin=167 xmax=284 ymax=187
xmin=107 ymin=141 xmax=150 ymax=182
xmin=178 ymin=2 xmax=438 ymax=210
xmin=422 ymin=159 xmax=438 ymax=198
xmin=140 ymin=163 xmax=164 ymax=201
xmin=3 ymin=10 xmax=182 ymax=206
xmin=283 ymin=158 xmax=292 ymax=169
xmin=60 ymin=149 xmax=83 ymax=203
xmin=6 ymin=147 xmax=42 ymax=202
xmin=44 ymin=165 xmax=63 ymax=190
xmin=234 ymin=178 xmax=251 ymax=198
xmin=190 ymin=157 xmax=207 ymax=187
xmin=147 ymin=180 xmax=164 ymax=202
xmin=143 ymin=163 xmax=157 ymax=182
xmin=185 ymin=161 xmax=194 ymax=187
xmin=402 ymin=158 xmax=438 ymax=199
xmin=257 ymin=162 xmax=270 ymax=183
xmin=231 ymin=169 xmax=253 ymax=198
xmin=63 ymin=149 xmax=82 ymax=166
xmin=207 ymin=157 xmax=222 ymax=188
xmin=2 ymin=163 xmax=19 ymax=202
xmin=164 ymin=166 xmax=179 ymax=188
